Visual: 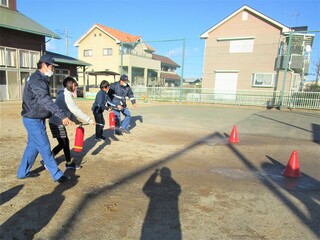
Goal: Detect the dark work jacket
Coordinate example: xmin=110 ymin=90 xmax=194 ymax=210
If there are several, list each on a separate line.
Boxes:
xmin=21 ymin=70 xmax=66 ymax=120
xmin=91 ymin=89 xmax=116 ymax=114
xmin=108 ymin=81 xmax=136 ymax=108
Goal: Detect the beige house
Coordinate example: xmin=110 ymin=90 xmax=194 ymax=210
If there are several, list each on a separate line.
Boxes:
xmin=200 ymin=5 xmax=314 ymax=97
xmin=75 ymin=24 xmax=181 ymax=87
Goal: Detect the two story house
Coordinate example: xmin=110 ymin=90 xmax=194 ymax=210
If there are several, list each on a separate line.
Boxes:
xmin=200 ymin=5 xmax=314 ymax=100
xmin=74 ymin=23 xmax=180 ymax=88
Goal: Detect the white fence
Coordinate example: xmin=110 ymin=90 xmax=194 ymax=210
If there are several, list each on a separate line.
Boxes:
xmin=131 ymin=87 xmax=320 ymax=110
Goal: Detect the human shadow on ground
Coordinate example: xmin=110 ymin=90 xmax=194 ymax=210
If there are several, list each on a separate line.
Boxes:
xmin=27 ymin=153 xmax=72 ymax=176
xmin=0 ymin=185 xmax=24 ymax=206
xmin=141 ymin=167 xmax=181 ymax=240
xmin=129 ymin=115 xmax=143 ymax=130
xmin=50 ymin=132 xmax=225 ymax=239
xmin=262 ymin=156 xmax=320 ymax=237
xmin=225 ymin=139 xmax=320 ymax=239
xmin=27 ymin=125 xmax=119 ymax=175
xmin=0 ymin=171 xmax=79 ymax=239
xmin=75 ymin=128 xmax=119 ymax=163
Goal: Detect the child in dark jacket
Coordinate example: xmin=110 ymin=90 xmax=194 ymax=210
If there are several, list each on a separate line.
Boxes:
xmin=91 ymin=80 xmax=119 ymax=141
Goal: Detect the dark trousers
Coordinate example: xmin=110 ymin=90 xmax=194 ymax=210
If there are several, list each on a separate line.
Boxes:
xmin=52 ymin=137 xmax=71 ymax=163
xmin=93 ymin=112 xmax=105 ymax=138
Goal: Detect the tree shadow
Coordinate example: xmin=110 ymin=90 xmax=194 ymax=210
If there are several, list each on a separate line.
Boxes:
xmin=141 ymin=167 xmax=181 ymax=240
xmin=0 ymin=185 xmax=24 ymax=206
xmin=0 ymin=173 xmax=79 ymax=239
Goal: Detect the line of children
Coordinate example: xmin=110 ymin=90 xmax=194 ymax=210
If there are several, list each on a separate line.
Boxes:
xmin=42 ymin=77 xmax=135 ymax=174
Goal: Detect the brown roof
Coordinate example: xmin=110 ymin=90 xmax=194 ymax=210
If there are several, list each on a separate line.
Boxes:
xmin=96 ymin=23 xmax=141 ymax=43
xmin=160 ymin=72 xmax=181 ymax=81
xmin=152 ymin=54 xmax=180 ymax=67
xmin=95 ymin=23 xmax=155 ymax=52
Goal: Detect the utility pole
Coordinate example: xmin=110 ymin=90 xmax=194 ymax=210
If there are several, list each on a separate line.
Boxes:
xmin=54 ymin=28 xmax=71 ymax=56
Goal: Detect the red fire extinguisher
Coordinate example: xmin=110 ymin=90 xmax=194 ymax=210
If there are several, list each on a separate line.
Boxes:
xmin=74 ymin=124 xmax=85 ymax=152
xmin=109 ymin=111 xmax=115 ymax=129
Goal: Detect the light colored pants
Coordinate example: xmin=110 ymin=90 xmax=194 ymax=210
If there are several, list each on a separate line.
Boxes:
xmin=114 ymin=108 xmax=131 ymax=130
xmin=17 ymin=118 xmax=63 ymax=181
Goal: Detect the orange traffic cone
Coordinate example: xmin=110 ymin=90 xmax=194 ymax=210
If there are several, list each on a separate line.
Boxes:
xmin=283 ymin=150 xmax=302 ymax=177
xmin=228 ymin=125 xmax=239 ymax=144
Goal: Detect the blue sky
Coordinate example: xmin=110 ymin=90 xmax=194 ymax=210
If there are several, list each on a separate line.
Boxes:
xmin=17 ymin=0 xmax=320 ymax=79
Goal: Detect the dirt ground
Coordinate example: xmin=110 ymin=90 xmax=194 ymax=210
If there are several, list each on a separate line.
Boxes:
xmin=0 ymin=100 xmax=319 ymax=240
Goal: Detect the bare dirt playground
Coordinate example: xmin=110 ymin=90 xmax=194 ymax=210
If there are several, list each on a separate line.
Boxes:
xmin=0 ymin=100 xmax=319 ymax=239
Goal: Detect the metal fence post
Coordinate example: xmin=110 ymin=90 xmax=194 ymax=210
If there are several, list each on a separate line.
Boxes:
xmin=280 ymin=31 xmax=293 ymax=109
xmin=179 ymin=39 xmax=186 ymax=103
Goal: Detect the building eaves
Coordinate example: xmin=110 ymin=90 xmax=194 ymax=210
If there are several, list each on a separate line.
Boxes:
xmin=160 ymin=72 xmax=181 ymax=80
xmin=200 ymin=5 xmax=290 ymax=39
xmin=46 ymin=51 xmax=91 ymax=67
xmin=0 ymin=7 xmax=60 ymax=39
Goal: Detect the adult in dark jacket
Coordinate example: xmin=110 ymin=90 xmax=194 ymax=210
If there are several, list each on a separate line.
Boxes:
xmin=108 ymin=75 xmax=136 ymax=135
xmin=18 ymin=54 xmax=71 ymax=183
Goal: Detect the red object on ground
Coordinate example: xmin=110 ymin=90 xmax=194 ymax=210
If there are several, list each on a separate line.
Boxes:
xmin=283 ymin=150 xmax=302 ymax=177
xmin=228 ymin=125 xmax=239 ymax=144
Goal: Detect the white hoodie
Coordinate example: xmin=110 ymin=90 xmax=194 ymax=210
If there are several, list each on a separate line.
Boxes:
xmin=49 ymin=88 xmax=93 ymax=126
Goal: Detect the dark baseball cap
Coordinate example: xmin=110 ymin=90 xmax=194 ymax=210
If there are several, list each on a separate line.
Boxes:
xmin=120 ymin=74 xmax=129 ymax=82
xmin=39 ymin=54 xmax=59 ymax=67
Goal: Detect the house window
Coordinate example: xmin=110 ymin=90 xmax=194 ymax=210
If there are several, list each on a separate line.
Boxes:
xmin=84 ymin=49 xmax=93 ymax=57
xmin=0 ymin=70 xmax=6 ymax=85
xmin=0 ymin=48 xmax=5 ymax=66
xmin=0 ymin=0 xmax=8 ymax=7
xmin=103 ymin=48 xmax=112 ymax=56
xmin=252 ymin=73 xmax=275 ymax=87
xmin=230 ymin=39 xmax=254 ymax=53
xmin=20 ymin=50 xmax=29 ymax=68
xmin=6 ymin=49 xmax=17 ymax=67
xmin=30 ymin=52 xmax=39 ymax=69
